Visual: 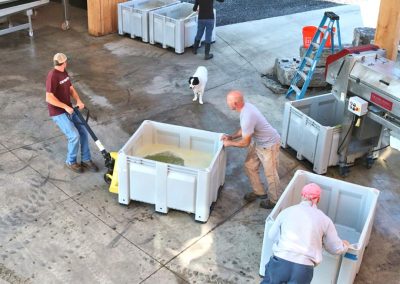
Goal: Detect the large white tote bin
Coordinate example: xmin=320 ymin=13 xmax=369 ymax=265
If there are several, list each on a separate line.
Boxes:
xmin=149 ymin=3 xmax=216 ymax=54
xmin=117 ymin=120 xmax=226 ymax=222
xmin=281 ymin=93 xmax=344 ymax=174
xmin=259 ymin=170 xmax=379 ymax=284
xmin=118 ymin=0 xmax=180 ymax=42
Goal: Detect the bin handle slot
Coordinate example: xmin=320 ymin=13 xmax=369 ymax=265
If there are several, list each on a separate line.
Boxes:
xmin=379 ymin=79 xmax=389 ymax=86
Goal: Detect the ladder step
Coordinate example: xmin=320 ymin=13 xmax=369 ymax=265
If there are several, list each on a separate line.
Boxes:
xmin=297 ymin=70 xmax=308 ymax=81
xmin=305 ymin=57 xmax=314 ymax=65
xmin=291 ymin=84 xmax=301 ymax=95
xmin=311 ymin=42 xmax=320 ymax=49
xmin=318 ymin=27 xmax=327 ymax=33
xmin=325 ymin=11 xmax=339 ymax=21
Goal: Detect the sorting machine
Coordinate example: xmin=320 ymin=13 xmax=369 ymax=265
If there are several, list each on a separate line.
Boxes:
xmin=325 ymin=44 xmax=400 ymax=175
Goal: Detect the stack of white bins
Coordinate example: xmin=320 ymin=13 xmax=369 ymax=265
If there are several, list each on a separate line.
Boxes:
xmin=259 ymin=170 xmax=379 ymax=284
xmin=118 ymin=0 xmax=180 ymax=42
xmin=281 ymin=93 xmax=343 ymax=174
xmin=117 ymin=120 xmax=226 ymax=222
xmin=149 ymin=2 xmax=216 ymax=54
xmin=118 ymin=0 xmax=216 ymax=53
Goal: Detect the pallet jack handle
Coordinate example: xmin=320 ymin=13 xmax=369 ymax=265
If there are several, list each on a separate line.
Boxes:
xmin=73 ymin=107 xmax=114 ymax=173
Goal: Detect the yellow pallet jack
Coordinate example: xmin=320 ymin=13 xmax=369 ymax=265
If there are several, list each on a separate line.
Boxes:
xmin=73 ymin=107 xmax=119 ymax=193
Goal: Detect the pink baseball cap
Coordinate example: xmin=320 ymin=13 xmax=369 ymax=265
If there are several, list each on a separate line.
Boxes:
xmin=301 ymin=183 xmax=322 ymax=200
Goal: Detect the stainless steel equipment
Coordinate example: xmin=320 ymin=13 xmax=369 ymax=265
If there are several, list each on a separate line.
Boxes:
xmin=0 ymin=0 xmax=49 ymax=36
xmin=326 ymin=45 xmax=400 ymax=175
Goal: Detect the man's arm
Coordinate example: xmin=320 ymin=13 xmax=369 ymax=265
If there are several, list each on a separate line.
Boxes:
xmin=70 ymin=86 xmax=84 ymax=109
xmin=223 ymin=110 xmax=256 ymax=148
xmin=223 ymin=134 xmax=251 ymax=148
xmin=323 ymin=220 xmax=349 ymax=255
xmin=46 ymin=92 xmax=74 ymax=114
xmin=221 ymin=128 xmax=242 ymax=141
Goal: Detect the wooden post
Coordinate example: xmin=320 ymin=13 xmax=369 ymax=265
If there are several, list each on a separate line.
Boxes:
xmin=87 ymin=0 xmax=125 ymax=36
xmin=374 ymin=0 xmax=400 ymax=61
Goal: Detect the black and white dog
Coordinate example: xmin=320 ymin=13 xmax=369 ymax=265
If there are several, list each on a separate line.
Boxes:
xmin=188 ymin=66 xmax=208 ymax=104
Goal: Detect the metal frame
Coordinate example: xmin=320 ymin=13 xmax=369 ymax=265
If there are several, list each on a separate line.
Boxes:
xmin=0 ymin=0 xmax=49 ymax=36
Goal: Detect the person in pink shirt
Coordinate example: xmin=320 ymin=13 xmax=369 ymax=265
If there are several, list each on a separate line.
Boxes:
xmin=262 ymin=183 xmax=350 ymax=284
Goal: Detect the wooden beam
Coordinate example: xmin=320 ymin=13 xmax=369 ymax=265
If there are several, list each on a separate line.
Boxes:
xmin=87 ymin=0 xmax=103 ymax=36
xmin=88 ymin=0 xmax=126 ymax=36
xmin=374 ymin=0 xmax=400 ymax=61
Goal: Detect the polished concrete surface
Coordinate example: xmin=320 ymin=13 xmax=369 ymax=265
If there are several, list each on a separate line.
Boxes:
xmin=0 ymin=3 xmax=399 ymax=284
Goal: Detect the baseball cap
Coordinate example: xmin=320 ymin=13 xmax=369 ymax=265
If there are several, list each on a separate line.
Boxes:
xmin=301 ymin=183 xmax=322 ymax=200
xmin=53 ymin=53 xmax=67 ymax=65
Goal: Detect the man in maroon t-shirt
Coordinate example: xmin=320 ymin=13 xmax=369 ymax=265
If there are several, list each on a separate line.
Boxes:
xmin=46 ymin=53 xmax=98 ymax=173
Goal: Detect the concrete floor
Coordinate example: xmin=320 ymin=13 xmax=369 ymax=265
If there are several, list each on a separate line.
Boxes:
xmin=0 ymin=3 xmax=399 ymax=284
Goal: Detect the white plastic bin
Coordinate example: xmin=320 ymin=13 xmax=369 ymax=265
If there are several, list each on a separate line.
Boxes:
xmin=259 ymin=170 xmax=379 ymax=284
xmin=281 ymin=93 xmax=344 ymax=174
xmin=118 ymin=0 xmax=180 ymax=42
xmin=117 ymin=120 xmax=226 ymax=222
xmin=149 ymin=2 xmax=216 ymax=54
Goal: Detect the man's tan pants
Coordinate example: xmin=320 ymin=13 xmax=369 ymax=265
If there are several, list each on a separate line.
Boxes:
xmin=244 ymin=141 xmax=282 ymax=203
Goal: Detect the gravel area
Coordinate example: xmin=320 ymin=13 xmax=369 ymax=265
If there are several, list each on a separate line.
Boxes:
xmin=181 ymin=0 xmax=345 ymax=26
xmin=67 ymin=0 xmax=360 ymax=27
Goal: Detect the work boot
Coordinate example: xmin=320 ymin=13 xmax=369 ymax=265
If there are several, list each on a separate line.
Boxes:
xmin=81 ymin=160 xmax=99 ymax=173
xmin=65 ymin=162 xmax=83 ymax=173
xmin=244 ymin=192 xmax=268 ymax=202
xmin=192 ymin=40 xmax=200 ymax=54
xmin=204 ymin=43 xmax=213 ymax=60
xmin=260 ymin=199 xmax=276 ymax=210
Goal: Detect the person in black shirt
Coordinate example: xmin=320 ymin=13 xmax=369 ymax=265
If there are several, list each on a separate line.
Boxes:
xmin=192 ymin=0 xmax=224 ymax=60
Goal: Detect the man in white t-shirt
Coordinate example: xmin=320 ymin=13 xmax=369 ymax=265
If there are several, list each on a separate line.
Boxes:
xmin=261 ymin=183 xmax=349 ymax=284
xmin=222 ymin=90 xmax=281 ymax=209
